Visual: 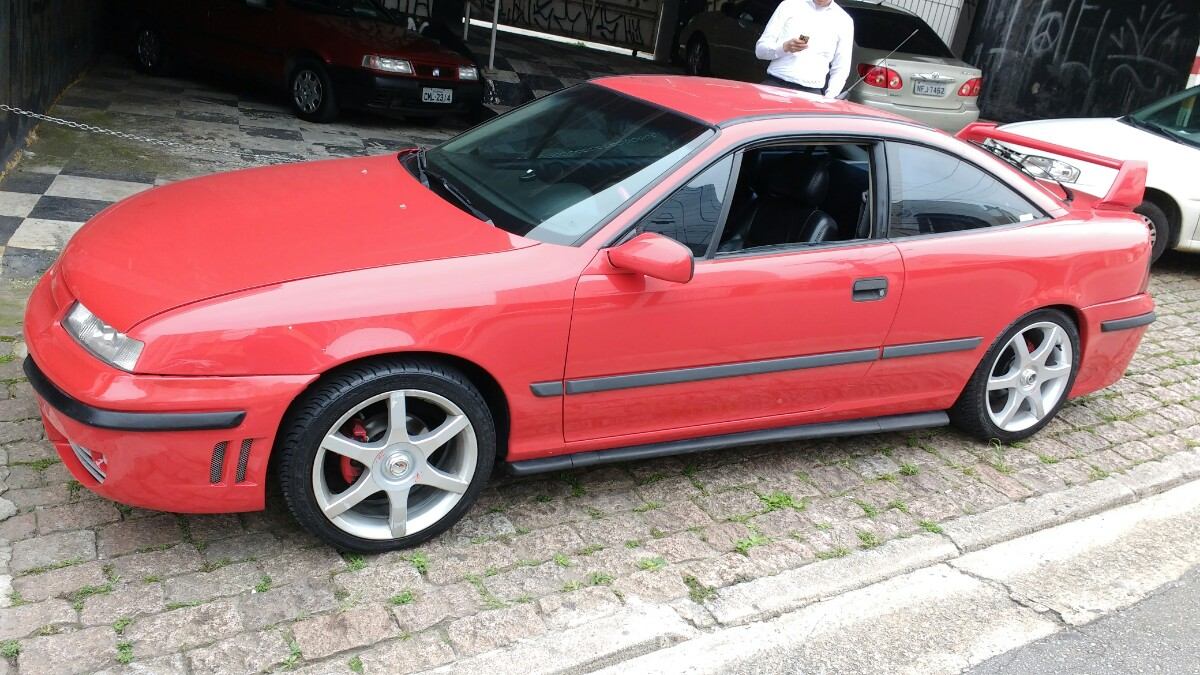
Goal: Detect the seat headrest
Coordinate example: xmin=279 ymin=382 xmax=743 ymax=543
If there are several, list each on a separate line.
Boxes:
xmin=760 ymin=155 xmax=829 ymax=208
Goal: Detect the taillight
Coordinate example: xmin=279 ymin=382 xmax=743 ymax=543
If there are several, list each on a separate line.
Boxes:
xmin=958 ymin=77 xmax=983 ymax=97
xmin=857 ymin=64 xmax=903 ymax=90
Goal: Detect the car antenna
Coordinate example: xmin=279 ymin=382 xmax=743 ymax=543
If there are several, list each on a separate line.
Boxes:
xmin=836 ymin=29 xmax=920 ymax=101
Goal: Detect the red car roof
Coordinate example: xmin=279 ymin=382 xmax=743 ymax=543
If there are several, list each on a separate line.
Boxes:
xmin=595 ymin=75 xmax=915 ymax=126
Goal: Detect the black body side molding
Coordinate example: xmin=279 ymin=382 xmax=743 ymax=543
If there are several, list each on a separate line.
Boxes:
xmin=507 ymin=411 xmax=949 ymax=476
xmin=1100 ymin=312 xmax=1156 ymax=333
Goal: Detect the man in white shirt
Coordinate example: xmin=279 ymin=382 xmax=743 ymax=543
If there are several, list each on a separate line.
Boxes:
xmin=755 ymin=0 xmax=854 ymax=97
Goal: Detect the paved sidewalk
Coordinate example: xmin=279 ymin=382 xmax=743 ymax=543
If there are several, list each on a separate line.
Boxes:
xmin=969 ymin=565 xmax=1200 ymax=675
xmin=600 ymin=476 xmax=1200 ymax=674
xmin=1 ymin=51 xmax=1200 ymax=675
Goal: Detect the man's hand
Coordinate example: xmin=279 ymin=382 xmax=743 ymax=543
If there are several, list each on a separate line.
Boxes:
xmin=782 ymin=36 xmax=809 ymax=53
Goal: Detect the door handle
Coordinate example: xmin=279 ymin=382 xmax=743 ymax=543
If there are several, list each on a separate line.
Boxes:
xmin=852 ymin=277 xmax=888 ymax=302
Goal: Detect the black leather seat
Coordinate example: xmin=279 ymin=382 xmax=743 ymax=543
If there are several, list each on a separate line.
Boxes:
xmin=719 ymin=155 xmax=839 ymax=252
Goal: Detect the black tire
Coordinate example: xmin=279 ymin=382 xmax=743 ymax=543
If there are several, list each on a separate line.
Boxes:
xmin=289 ymin=59 xmax=339 ymax=123
xmin=1134 ymin=200 xmax=1171 ymax=264
xmin=949 ymin=308 xmax=1081 ymax=444
xmin=133 ymin=25 xmax=170 ymax=75
xmin=685 ymin=36 xmax=711 ymax=77
xmin=277 ymin=358 xmax=496 ymax=552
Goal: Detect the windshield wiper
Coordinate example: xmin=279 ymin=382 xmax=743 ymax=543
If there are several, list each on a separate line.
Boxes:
xmin=981 ymin=140 xmax=1074 ymax=204
xmin=419 ymin=153 xmax=493 ymax=224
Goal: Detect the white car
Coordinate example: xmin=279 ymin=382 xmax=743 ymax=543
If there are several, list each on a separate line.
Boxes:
xmin=998 ymin=85 xmax=1199 ymax=262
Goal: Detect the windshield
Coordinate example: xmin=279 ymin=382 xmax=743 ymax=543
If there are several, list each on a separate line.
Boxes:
xmin=844 ymin=7 xmax=954 ymax=58
xmin=1126 ymin=86 xmax=1200 ymax=150
xmin=423 ymin=85 xmax=714 ymax=245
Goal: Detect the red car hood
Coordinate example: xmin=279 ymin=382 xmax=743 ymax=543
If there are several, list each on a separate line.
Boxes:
xmin=322 ymin=15 xmax=471 ymax=65
xmin=59 ymin=154 xmax=533 ymax=332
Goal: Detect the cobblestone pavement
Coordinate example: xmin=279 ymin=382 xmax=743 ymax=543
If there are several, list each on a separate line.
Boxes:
xmin=2 ymin=52 xmax=1200 ymax=675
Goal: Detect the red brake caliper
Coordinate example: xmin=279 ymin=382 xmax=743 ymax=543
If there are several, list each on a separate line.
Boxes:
xmin=339 ymin=419 xmax=369 ymax=484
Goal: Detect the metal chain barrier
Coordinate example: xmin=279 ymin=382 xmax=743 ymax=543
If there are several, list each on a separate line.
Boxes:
xmin=1 ymin=103 xmax=288 ymax=164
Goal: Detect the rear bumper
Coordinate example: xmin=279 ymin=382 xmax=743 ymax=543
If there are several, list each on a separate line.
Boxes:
xmin=23 ymin=273 xmax=314 ymax=513
xmin=330 ymin=66 xmax=484 ymax=116
xmin=852 ymin=96 xmax=980 ymax=132
xmin=1071 ymin=293 xmax=1156 ymax=398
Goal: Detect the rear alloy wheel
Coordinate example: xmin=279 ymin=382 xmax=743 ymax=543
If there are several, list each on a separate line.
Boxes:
xmin=134 ymin=26 xmax=169 ymax=75
xmin=950 ymin=309 xmax=1080 ymax=443
xmin=1133 ymin=200 xmax=1171 ymax=264
xmin=289 ymin=59 xmax=339 ymax=123
xmin=686 ymin=37 xmax=711 ymax=77
xmin=278 ymin=360 xmax=494 ymax=551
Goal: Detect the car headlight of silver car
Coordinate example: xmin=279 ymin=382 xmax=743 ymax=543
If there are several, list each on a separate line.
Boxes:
xmin=1022 ymin=155 xmax=1082 ymax=184
xmin=64 ymin=302 xmax=144 ymax=371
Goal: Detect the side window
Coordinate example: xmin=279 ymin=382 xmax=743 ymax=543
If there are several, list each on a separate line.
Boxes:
xmin=632 ymin=155 xmax=735 ymax=257
xmin=715 ymin=143 xmax=875 ymax=254
xmin=886 ymin=143 xmax=1043 ymax=238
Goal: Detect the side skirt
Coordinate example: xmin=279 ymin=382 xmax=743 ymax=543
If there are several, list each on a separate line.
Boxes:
xmin=507 ymin=411 xmax=950 ymax=476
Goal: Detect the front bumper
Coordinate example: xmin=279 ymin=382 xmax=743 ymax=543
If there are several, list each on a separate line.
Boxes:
xmin=24 ymin=274 xmax=314 ymax=513
xmin=330 ymin=66 xmax=485 ymax=116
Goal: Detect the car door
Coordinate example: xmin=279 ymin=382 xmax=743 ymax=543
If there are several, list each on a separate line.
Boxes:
xmin=866 ymin=140 xmax=1060 ymax=409
xmin=708 ymin=0 xmax=773 ymax=81
xmin=561 ymin=142 xmax=904 ymax=443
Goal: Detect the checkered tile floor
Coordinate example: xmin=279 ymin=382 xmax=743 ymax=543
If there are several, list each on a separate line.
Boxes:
xmin=0 ymin=31 xmax=677 ymax=279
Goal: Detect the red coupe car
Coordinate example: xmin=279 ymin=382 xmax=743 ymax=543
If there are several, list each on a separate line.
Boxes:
xmin=24 ymin=77 xmax=1155 ymax=551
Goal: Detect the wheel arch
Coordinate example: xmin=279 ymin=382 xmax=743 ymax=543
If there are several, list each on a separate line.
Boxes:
xmin=268 ymin=351 xmax=513 ymax=481
xmin=283 ymin=49 xmax=332 ymax=86
xmin=1141 ymin=187 xmax=1182 ymax=248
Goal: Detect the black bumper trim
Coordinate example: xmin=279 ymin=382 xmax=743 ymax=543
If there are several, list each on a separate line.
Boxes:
xmin=1100 ymin=312 xmax=1156 ymax=333
xmin=24 ymin=357 xmax=245 ymax=432
xmin=507 ymin=411 xmax=949 ymax=476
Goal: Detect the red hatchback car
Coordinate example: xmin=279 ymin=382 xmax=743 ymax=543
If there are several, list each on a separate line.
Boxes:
xmin=24 ymin=77 xmax=1155 ymax=551
xmin=121 ymin=0 xmax=485 ymax=121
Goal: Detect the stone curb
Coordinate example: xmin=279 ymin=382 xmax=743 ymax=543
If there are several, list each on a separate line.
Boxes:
xmin=428 ymin=451 xmax=1200 ymax=674
xmin=416 ymin=602 xmax=697 ymax=675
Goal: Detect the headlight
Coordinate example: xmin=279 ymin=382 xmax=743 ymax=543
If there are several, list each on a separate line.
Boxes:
xmin=362 ymin=55 xmax=414 ymax=75
xmin=458 ymin=66 xmax=479 ymax=80
xmin=64 ymin=303 xmax=144 ymax=371
xmin=1021 ymin=155 xmax=1082 ymax=183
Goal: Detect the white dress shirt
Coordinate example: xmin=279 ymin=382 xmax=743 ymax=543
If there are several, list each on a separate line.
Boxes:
xmin=755 ymin=0 xmax=855 ymax=96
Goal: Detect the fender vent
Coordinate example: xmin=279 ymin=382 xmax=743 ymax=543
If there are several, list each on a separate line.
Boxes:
xmin=209 ymin=441 xmax=228 ymax=484
xmin=236 ymin=439 xmax=253 ymax=483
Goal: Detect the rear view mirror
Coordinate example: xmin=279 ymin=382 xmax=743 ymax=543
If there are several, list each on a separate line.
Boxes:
xmin=607 ymin=233 xmax=694 ymax=284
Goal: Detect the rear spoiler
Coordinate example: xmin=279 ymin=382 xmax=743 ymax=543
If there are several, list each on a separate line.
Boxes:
xmin=956 ymin=122 xmax=1148 ymax=211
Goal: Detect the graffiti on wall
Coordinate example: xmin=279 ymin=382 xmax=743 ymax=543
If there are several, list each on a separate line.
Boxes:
xmin=466 ymin=0 xmax=662 ymax=51
xmin=965 ymin=0 xmax=1200 ymax=122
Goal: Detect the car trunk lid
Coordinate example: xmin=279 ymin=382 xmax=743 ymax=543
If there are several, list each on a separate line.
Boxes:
xmin=855 ymin=49 xmax=981 ymax=111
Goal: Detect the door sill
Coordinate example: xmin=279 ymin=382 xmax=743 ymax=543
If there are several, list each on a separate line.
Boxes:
xmin=507 ymin=411 xmax=950 ymax=476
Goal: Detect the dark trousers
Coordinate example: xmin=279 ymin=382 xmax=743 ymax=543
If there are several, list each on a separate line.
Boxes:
xmin=761 ymin=75 xmax=823 ymax=95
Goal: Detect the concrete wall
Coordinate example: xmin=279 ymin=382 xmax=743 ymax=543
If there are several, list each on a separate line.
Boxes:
xmin=0 ymin=0 xmax=109 ymax=169
xmin=964 ymin=0 xmax=1200 ymax=123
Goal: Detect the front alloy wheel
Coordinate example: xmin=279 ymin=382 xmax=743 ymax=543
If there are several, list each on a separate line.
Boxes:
xmin=289 ymin=59 xmax=339 ymax=123
xmin=950 ymin=309 xmax=1080 ymax=443
xmin=313 ymin=390 xmax=475 ymax=540
xmin=279 ymin=359 xmax=495 ymax=551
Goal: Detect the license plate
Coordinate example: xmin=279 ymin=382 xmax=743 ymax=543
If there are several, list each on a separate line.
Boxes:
xmin=913 ymin=82 xmax=948 ymax=97
xmin=422 ymin=88 xmax=453 ymax=104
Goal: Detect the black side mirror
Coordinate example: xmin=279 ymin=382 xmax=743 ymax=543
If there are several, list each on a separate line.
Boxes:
xmin=721 ymin=2 xmax=737 ymax=17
